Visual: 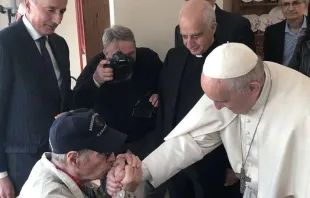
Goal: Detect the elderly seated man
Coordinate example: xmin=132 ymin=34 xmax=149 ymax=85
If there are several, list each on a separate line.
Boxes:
xmin=19 ymin=108 xmax=141 ymax=198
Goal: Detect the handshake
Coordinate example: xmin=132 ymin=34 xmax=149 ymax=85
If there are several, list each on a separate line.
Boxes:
xmin=106 ymin=153 xmax=143 ymax=196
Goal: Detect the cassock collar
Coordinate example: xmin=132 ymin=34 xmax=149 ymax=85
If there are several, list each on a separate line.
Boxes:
xmin=251 ymin=63 xmax=272 ymax=112
xmin=195 ymin=39 xmax=218 ymax=58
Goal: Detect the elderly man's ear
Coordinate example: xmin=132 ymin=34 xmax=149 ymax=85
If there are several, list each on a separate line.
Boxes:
xmin=66 ymin=151 xmax=82 ymax=167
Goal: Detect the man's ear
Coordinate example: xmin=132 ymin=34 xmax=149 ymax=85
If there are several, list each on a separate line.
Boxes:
xmin=248 ymin=81 xmax=262 ymax=96
xmin=24 ymin=0 xmax=32 ymax=14
xmin=211 ymin=22 xmax=217 ymax=35
xmin=67 ymin=151 xmax=80 ymax=167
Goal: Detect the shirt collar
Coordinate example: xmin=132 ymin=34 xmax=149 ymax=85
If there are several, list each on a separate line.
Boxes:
xmin=54 ymin=164 xmax=83 ymax=188
xmin=285 ymin=15 xmax=307 ymax=33
xmin=251 ymin=63 xmax=272 ymax=112
xmin=22 ymin=15 xmax=42 ymax=40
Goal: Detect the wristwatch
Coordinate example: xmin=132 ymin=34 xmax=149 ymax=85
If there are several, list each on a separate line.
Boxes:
xmin=114 ymin=190 xmax=135 ymax=198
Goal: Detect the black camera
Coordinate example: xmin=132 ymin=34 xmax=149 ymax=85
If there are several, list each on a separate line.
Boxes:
xmin=105 ymin=51 xmax=135 ymax=84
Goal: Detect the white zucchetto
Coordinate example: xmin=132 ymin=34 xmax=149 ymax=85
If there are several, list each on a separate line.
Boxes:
xmin=202 ymin=43 xmax=258 ymax=79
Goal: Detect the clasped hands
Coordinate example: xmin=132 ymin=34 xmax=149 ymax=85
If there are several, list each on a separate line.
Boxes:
xmin=106 ymin=153 xmax=142 ymax=196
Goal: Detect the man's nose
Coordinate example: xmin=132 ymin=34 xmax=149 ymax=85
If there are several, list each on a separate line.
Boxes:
xmin=186 ymin=38 xmax=195 ymax=49
xmin=53 ymin=13 xmax=63 ymax=25
xmin=107 ymin=153 xmax=116 ymax=162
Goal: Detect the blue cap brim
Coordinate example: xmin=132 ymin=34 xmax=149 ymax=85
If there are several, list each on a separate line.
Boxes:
xmin=91 ymin=126 xmax=127 ymax=154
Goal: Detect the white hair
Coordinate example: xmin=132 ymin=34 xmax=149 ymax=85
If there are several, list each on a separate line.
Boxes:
xmin=52 ymin=149 xmax=89 ymax=164
xmin=223 ymin=58 xmax=265 ymax=92
xmin=179 ymin=1 xmax=216 ymax=28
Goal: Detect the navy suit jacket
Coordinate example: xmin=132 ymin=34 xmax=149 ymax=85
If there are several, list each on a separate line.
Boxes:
xmin=0 ymin=19 xmax=72 ymax=171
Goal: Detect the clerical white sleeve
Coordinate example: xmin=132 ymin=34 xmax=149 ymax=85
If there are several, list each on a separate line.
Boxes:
xmin=142 ymin=132 xmax=222 ymax=187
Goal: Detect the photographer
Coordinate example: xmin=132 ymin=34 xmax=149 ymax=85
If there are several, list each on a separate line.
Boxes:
xmin=73 ymin=25 xmax=162 ymax=160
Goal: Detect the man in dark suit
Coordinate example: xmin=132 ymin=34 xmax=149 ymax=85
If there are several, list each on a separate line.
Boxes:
xmin=175 ymin=0 xmax=255 ymax=52
xmin=264 ymin=0 xmax=307 ymax=65
xmin=0 ymin=0 xmax=72 ymax=197
xmin=155 ymin=1 xmax=241 ymax=198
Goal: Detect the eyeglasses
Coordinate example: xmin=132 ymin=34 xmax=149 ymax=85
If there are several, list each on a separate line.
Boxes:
xmin=281 ymin=1 xmax=305 ymax=8
xmin=101 ymin=152 xmax=112 ymax=158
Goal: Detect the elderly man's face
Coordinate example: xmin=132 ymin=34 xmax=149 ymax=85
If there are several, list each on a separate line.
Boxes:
xmin=77 ymin=151 xmax=116 ymax=181
xmin=180 ymin=17 xmax=216 ymax=55
xmin=25 ymin=0 xmax=67 ymax=36
xmin=281 ymin=0 xmax=307 ymax=20
xmin=201 ymin=75 xmax=260 ymax=114
xmin=105 ymin=41 xmax=136 ymax=61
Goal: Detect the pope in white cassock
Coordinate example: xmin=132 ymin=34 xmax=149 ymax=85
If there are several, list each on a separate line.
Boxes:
xmin=107 ymin=43 xmax=310 ymax=198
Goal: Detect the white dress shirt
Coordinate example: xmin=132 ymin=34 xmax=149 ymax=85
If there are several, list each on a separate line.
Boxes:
xmin=22 ymin=16 xmax=62 ymax=87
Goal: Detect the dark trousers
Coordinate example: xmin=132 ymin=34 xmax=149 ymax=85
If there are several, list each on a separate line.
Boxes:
xmin=6 ymin=146 xmax=48 ymax=196
xmin=168 ymin=145 xmax=242 ymax=198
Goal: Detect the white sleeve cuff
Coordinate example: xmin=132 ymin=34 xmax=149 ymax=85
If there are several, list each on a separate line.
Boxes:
xmin=141 ymin=163 xmax=152 ymax=181
xmin=93 ymin=76 xmax=101 ymax=88
xmin=0 ymin=171 xmax=8 ymax=179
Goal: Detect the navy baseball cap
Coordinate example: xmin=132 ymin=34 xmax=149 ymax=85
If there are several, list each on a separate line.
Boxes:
xmin=49 ymin=108 xmax=127 ymax=154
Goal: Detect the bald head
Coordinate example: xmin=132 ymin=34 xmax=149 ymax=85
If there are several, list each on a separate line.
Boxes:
xmin=179 ymin=0 xmax=216 ymax=55
xmin=180 ymin=0 xmax=215 ymax=28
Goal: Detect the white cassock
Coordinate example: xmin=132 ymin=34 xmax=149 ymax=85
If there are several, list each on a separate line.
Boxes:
xmin=141 ymin=60 xmax=310 ymax=197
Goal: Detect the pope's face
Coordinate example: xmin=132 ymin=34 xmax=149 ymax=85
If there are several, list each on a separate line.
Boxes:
xmin=180 ymin=17 xmax=216 ymax=55
xmin=201 ymin=75 xmax=260 ymax=115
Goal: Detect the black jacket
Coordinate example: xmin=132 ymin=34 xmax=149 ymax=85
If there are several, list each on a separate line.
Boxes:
xmin=175 ymin=4 xmax=256 ymax=52
xmin=73 ymin=48 xmax=162 ymax=142
xmin=289 ymin=35 xmax=310 ymax=77
xmin=263 ymin=20 xmax=286 ymax=64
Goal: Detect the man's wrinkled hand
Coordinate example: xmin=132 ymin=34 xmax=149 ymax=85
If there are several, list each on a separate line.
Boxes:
xmin=116 ymin=153 xmax=141 ymax=168
xmin=0 ymin=177 xmax=15 ymax=198
xmin=106 ymin=167 xmax=123 ymax=196
xmin=121 ymin=165 xmax=142 ymax=192
xmin=149 ymin=94 xmax=158 ymax=107
xmin=224 ymin=168 xmax=239 ymax=186
xmin=93 ymin=60 xmax=113 ymax=85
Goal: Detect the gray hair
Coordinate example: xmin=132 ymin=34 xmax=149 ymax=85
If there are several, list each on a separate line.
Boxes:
xmin=102 ymin=25 xmax=136 ymax=54
xmin=179 ymin=1 xmax=216 ymax=28
xmin=223 ymin=58 xmax=265 ymax=92
xmin=52 ymin=149 xmax=89 ymax=164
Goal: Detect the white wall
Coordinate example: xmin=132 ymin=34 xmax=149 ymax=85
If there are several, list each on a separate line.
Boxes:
xmin=111 ymin=0 xmax=223 ymax=60
xmin=0 ymin=0 xmax=80 ymax=78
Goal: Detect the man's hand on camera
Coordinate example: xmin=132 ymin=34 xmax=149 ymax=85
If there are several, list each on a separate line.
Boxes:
xmin=149 ymin=94 xmax=159 ymax=107
xmin=93 ymin=60 xmax=113 ymax=85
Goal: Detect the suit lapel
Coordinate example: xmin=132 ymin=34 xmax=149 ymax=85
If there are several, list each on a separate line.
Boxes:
xmin=277 ymin=20 xmax=286 ymax=64
xmin=48 ymin=35 xmax=68 ymax=103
